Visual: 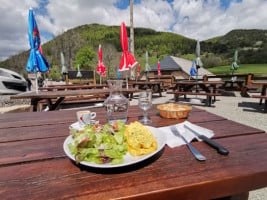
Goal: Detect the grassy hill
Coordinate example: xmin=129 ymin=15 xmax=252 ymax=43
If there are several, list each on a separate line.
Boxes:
xmin=0 ymin=24 xmax=267 ymax=78
xmin=208 ymin=64 xmax=267 ymax=76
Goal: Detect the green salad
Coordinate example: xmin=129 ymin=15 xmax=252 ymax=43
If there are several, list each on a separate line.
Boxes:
xmin=68 ymin=121 xmax=128 ymax=165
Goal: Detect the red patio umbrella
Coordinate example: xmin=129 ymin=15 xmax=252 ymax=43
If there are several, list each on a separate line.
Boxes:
xmin=119 ymin=22 xmax=138 ymax=88
xmin=119 ymin=22 xmax=137 ymax=72
xmin=97 ymin=44 xmax=106 ymax=84
xmin=137 ymin=64 xmax=140 ymax=78
xmin=157 ymin=61 xmax=161 ymax=76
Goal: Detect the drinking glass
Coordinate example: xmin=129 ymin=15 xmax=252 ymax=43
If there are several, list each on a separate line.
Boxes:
xmin=138 ymin=90 xmax=152 ymax=124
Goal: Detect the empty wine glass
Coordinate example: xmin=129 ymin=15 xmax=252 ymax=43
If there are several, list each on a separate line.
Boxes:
xmin=138 ymin=90 xmax=152 ymax=124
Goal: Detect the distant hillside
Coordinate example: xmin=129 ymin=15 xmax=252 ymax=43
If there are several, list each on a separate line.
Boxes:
xmin=0 ymin=24 xmax=195 ymax=76
xmin=0 ymin=24 xmax=266 ymax=77
xmin=202 ymin=29 xmax=267 ymax=64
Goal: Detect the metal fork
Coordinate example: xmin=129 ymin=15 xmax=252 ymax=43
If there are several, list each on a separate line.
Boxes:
xmin=170 ymin=126 xmax=206 ymax=161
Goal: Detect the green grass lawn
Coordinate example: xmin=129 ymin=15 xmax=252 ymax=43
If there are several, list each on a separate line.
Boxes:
xmin=207 ymin=64 xmax=267 ymax=76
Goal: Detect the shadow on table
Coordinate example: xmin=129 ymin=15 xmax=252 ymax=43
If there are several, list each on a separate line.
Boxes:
xmin=238 ymin=101 xmax=264 ymax=113
xmin=71 ymin=147 xmax=165 ymax=174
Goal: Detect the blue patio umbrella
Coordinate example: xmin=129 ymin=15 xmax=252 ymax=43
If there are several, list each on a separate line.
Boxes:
xmin=190 ymin=60 xmax=197 ymax=79
xmin=26 ymin=8 xmax=50 ymax=92
xmin=117 ymin=66 xmax=121 ymax=79
xmin=26 ymin=8 xmax=50 ymax=73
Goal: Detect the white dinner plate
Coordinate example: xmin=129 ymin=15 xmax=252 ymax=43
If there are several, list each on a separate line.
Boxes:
xmin=63 ymin=126 xmax=166 ymax=168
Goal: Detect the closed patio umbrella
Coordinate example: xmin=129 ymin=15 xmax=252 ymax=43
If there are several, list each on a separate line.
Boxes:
xmin=230 ymin=50 xmax=239 ymax=76
xmin=145 ymin=51 xmax=151 ymax=81
xmin=26 ymin=8 xmax=50 ymax=92
xmin=119 ymin=22 xmax=138 ymax=89
xmin=97 ymin=44 xmax=106 ymax=84
xmin=195 ymin=40 xmax=203 ymax=92
xmin=195 ymin=40 xmax=203 ymax=69
xmin=60 ymin=52 xmax=68 ymax=84
xmin=157 ymin=61 xmax=161 ymax=76
xmin=137 ymin=64 xmax=140 ymax=78
xmin=76 ymin=65 xmax=82 ymax=80
xmin=189 ymin=60 xmax=197 ymax=80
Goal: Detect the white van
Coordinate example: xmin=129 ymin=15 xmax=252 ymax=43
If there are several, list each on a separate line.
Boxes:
xmin=0 ymin=68 xmax=27 ymax=94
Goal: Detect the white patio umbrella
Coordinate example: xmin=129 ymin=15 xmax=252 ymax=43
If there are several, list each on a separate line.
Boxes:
xmin=145 ymin=51 xmax=151 ymax=82
xmin=230 ymin=50 xmax=239 ymax=76
xmin=60 ymin=52 xmax=68 ymax=84
xmin=76 ymin=65 xmax=82 ymax=82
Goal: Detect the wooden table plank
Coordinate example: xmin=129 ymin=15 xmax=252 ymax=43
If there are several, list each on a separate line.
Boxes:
xmin=0 ymin=137 xmax=66 ymax=166
xmin=0 ymin=115 xmax=264 ymax=166
xmin=0 ymin=106 xmax=206 ymax=129
xmin=0 ymin=134 xmax=267 ymax=200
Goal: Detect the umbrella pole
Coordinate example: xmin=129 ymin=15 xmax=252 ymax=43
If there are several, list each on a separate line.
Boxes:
xmin=66 ymin=74 xmax=69 ymax=85
xmin=35 ymin=73 xmax=38 ymax=93
xmin=126 ymin=74 xmax=129 ymax=90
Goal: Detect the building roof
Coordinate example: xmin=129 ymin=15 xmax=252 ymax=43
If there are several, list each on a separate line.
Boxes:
xmin=150 ymin=56 xmax=213 ymax=78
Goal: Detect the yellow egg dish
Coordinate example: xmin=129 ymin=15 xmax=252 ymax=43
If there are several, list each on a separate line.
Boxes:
xmin=125 ymin=121 xmax=157 ymax=156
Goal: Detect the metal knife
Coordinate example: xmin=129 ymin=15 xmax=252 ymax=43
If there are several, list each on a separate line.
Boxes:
xmin=184 ymin=124 xmax=229 ymax=155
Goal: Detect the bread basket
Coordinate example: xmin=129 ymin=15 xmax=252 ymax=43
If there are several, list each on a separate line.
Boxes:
xmin=157 ymin=103 xmax=192 ymax=119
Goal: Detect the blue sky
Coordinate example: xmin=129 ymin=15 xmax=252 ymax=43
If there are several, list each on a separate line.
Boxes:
xmin=0 ymin=0 xmax=266 ymax=61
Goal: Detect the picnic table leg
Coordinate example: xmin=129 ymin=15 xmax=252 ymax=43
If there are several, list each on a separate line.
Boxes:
xmin=31 ymin=98 xmax=40 ymax=112
xmin=259 ymin=86 xmax=267 ymax=105
xmin=240 ymin=85 xmax=249 ymax=97
xmin=264 ymin=99 xmax=267 ymax=113
xmin=206 ymin=96 xmax=212 ymax=107
xmin=158 ymin=84 xmax=162 ymax=97
xmin=49 ymin=97 xmax=65 ymax=111
xmin=173 ymin=94 xmax=179 ymax=102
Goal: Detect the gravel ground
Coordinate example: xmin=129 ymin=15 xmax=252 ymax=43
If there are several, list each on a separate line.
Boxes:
xmin=1 ymin=91 xmax=266 ymax=199
xmin=0 ymin=95 xmax=31 ymax=107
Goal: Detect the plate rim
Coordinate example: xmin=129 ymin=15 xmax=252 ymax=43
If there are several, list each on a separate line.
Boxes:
xmin=63 ymin=126 xmax=166 ymax=168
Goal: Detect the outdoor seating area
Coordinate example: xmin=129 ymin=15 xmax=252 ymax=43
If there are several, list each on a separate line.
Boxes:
xmin=9 ymin=72 xmax=267 ymax=112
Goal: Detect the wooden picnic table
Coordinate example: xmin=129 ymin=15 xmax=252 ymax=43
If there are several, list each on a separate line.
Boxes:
xmin=0 ymin=105 xmax=267 ymax=199
xmin=251 ymin=81 xmax=267 ymax=112
xmin=167 ymin=80 xmax=223 ymax=106
xmin=39 ymin=84 xmax=108 ymax=91
xmin=222 ymin=80 xmax=249 ymax=97
xmin=10 ymin=88 xmax=139 ymax=112
xmin=131 ymin=81 xmax=163 ymax=97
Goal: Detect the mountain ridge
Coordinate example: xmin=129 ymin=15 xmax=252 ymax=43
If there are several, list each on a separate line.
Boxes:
xmin=0 ymin=24 xmax=266 ymax=77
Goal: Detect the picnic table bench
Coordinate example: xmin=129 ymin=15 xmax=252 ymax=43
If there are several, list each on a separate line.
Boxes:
xmin=131 ymin=81 xmax=163 ymax=97
xmin=10 ymin=88 xmax=140 ymax=111
xmin=39 ymin=84 xmax=108 ymax=91
xmin=251 ymin=82 xmax=267 ymax=112
xmin=167 ymin=91 xmax=221 ymax=106
xmin=168 ymin=80 xmax=223 ymax=106
xmin=148 ymin=75 xmax=176 ymax=90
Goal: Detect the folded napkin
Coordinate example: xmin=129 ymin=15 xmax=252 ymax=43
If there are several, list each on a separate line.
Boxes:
xmin=158 ymin=121 xmax=214 ymax=148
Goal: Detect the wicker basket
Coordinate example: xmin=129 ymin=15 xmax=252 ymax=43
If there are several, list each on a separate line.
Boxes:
xmin=157 ymin=103 xmax=192 ymax=119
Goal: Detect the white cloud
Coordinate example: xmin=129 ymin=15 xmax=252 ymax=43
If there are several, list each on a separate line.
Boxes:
xmin=0 ymin=0 xmax=267 ymax=61
xmin=172 ymin=0 xmax=267 ymax=40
